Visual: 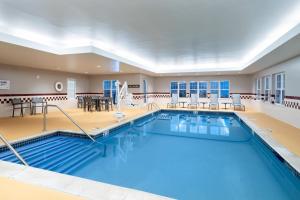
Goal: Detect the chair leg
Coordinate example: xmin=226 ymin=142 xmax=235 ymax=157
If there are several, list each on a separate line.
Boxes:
xmin=12 ymin=106 xmax=15 ymax=117
xmin=21 ymin=105 xmax=24 ymax=117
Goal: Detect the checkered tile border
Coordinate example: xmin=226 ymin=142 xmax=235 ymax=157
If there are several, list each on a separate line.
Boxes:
xmin=284 ymin=99 xmax=300 ymax=110
xmin=132 ymin=94 xmax=254 ymax=100
xmin=0 ymin=95 xmax=67 ymax=104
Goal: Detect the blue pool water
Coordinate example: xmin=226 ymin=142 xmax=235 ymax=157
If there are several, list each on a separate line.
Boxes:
xmin=0 ymin=111 xmax=300 ymax=200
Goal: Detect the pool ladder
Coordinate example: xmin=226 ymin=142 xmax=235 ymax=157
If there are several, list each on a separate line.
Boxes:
xmin=0 ymin=134 xmax=29 ymax=166
xmin=147 ymin=102 xmax=161 ymax=111
xmin=43 ymin=104 xmax=95 ymax=142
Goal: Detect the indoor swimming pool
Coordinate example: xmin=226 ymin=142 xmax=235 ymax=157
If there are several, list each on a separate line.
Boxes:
xmin=0 ymin=110 xmax=299 ymax=200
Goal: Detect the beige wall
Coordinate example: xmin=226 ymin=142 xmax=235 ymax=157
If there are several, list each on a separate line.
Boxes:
xmin=251 ymin=55 xmax=300 ymax=128
xmin=153 ymin=75 xmax=252 ymax=93
xmin=0 ymin=65 xmax=90 ymax=94
xmin=0 ymin=64 xmax=253 ymax=95
xmin=140 ymin=74 xmax=155 ymax=93
xmin=1 ymin=61 xmax=299 ymax=129
xmin=252 ymin=56 xmax=300 ymax=96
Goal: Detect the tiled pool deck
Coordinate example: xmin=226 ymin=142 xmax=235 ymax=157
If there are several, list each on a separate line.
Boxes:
xmin=0 ymin=106 xmax=300 ymax=199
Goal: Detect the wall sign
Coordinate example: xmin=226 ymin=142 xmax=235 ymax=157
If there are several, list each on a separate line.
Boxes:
xmin=0 ymin=80 xmax=10 ymax=90
xmin=128 ymin=84 xmax=140 ymax=88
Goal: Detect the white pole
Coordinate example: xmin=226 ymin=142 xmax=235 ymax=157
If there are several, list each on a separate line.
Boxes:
xmin=115 ymin=80 xmax=120 ymax=113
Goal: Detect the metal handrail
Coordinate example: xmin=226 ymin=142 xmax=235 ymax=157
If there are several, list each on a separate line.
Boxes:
xmin=0 ymin=134 xmax=29 ymax=166
xmin=43 ymin=105 xmax=95 ymax=142
xmin=147 ymin=102 xmax=160 ymax=111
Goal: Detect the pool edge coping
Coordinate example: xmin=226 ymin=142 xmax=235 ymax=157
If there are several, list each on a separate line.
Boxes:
xmin=0 ymin=108 xmax=299 ymax=199
xmin=235 ymin=112 xmax=300 ymax=176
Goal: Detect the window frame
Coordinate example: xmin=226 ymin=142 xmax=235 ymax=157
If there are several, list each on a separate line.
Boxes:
xmin=256 ymin=78 xmax=261 ymax=100
xmin=263 ymin=75 xmax=271 ymax=102
xmin=210 ymin=80 xmax=220 ymax=98
xmin=103 ymin=80 xmax=117 ymax=103
xmin=199 ymin=81 xmax=208 ymax=98
xmin=275 ymin=73 xmax=285 ymax=105
xmin=178 ymin=81 xmax=187 ymax=98
xmin=170 ymin=81 xmax=179 ymax=96
xmin=189 ymin=81 xmax=198 ymax=96
xmin=220 ymin=80 xmax=230 ymax=98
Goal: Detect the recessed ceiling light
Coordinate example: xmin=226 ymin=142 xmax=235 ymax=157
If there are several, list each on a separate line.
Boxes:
xmin=96 ymin=65 xmax=102 ymax=68
xmin=84 ymin=72 xmax=89 ymax=74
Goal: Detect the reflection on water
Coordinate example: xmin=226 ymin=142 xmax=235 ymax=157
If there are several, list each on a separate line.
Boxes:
xmin=170 ymin=115 xmax=230 ymax=136
xmin=101 ymin=113 xmax=250 ymax=167
xmin=71 ymin=112 xmax=299 ymax=200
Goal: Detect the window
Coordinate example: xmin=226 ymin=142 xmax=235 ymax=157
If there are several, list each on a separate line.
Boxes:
xmin=179 ymin=81 xmax=186 ymax=97
xmin=103 ymin=80 xmax=111 ymax=97
xmin=199 ymin=82 xmax=208 ymax=98
xmin=256 ymin=78 xmax=261 ymax=100
xmin=210 ymin=81 xmax=219 ymax=97
xmin=189 ymin=81 xmax=198 ymax=96
xmin=103 ymin=80 xmax=117 ymax=103
xmin=264 ymin=76 xmax=271 ymax=102
xmin=67 ymin=79 xmax=76 ymax=99
xmin=275 ymin=73 xmax=285 ymax=104
xmin=170 ymin=81 xmax=178 ymax=96
xmin=220 ymin=80 xmax=230 ymax=98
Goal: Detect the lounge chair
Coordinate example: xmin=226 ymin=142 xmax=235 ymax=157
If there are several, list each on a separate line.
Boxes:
xmin=209 ymin=94 xmax=219 ymax=110
xmin=188 ymin=93 xmax=198 ymax=109
xmin=167 ymin=94 xmax=179 ymax=108
xmin=232 ymin=94 xmax=245 ymax=111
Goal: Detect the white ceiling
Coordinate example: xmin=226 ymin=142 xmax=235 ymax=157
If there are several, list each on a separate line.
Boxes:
xmin=0 ymin=0 xmax=300 ymax=74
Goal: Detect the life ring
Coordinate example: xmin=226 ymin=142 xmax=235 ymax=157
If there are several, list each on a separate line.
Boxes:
xmin=55 ymin=82 xmax=63 ymax=92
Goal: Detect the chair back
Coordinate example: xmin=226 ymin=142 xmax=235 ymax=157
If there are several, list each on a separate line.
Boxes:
xmin=77 ymin=96 xmax=84 ymax=102
xmin=171 ymin=94 xmax=178 ymax=104
xmin=11 ymin=98 xmax=22 ymax=104
xmin=125 ymin=93 xmax=134 ymax=105
xmin=32 ymin=97 xmax=44 ymax=103
xmin=190 ymin=93 xmax=198 ymax=104
xmin=210 ymin=94 xmax=219 ymax=104
xmin=85 ymin=96 xmax=93 ymax=103
xmin=232 ymin=94 xmax=241 ymax=105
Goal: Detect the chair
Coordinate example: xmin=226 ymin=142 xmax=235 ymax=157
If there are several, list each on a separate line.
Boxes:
xmin=84 ymin=96 xmax=96 ymax=112
xmin=209 ymin=94 xmax=219 ymax=110
xmin=77 ymin=96 xmax=84 ymax=108
xmin=11 ymin=98 xmax=25 ymax=117
xmin=167 ymin=94 xmax=178 ymax=108
xmin=31 ymin=97 xmax=47 ymax=115
xmin=232 ymin=94 xmax=245 ymax=111
xmin=188 ymin=93 xmax=198 ymax=109
xmin=99 ymin=97 xmax=113 ymax=112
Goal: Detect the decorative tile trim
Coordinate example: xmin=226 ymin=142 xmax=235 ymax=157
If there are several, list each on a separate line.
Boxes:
xmin=0 ymin=93 xmax=67 ymax=97
xmin=0 ymin=95 xmax=68 ymax=104
xmin=284 ymin=99 xmax=300 ymax=110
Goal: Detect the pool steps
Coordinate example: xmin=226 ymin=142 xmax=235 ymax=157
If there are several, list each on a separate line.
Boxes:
xmin=0 ymin=136 xmax=100 ymax=174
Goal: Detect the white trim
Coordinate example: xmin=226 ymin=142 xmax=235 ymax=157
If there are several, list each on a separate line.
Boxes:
xmin=263 ymin=75 xmax=271 ymax=102
xmin=67 ymin=78 xmax=76 ymax=99
xmin=198 ymin=81 xmax=208 ymax=98
xmin=275 ymin=73 xmax=285 ymax=105
xmin=189 ymin=81 xmax=198 ymax=97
